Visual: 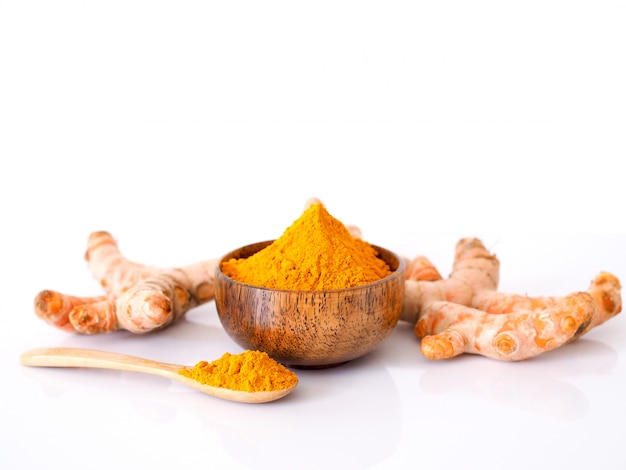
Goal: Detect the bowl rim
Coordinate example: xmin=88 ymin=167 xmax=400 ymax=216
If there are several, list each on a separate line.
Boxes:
xmin=216 ymin=240 xmax=406 ymax=294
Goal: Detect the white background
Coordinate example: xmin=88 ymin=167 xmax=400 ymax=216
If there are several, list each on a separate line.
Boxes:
xmin=1 ymin=1 xmax=625 ymax=469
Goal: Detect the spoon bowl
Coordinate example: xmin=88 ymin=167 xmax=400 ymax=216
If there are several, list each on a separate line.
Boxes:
xmin=20 ymin=347 xmax=297 ymax=404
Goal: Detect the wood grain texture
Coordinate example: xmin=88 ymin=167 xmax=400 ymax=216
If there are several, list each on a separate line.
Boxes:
xmin=215 ymin=242 xmax=405 ymax=368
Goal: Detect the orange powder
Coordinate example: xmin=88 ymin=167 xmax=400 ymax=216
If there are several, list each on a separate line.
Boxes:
xmin=180 ymin=350 xmax=297 ymax=392
xmin=221 ymin=202 xmax=392 ymax=290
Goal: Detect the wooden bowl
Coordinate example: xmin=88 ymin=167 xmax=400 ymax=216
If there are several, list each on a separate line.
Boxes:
xmin=214 ymin=241 xmax=405 ymax=368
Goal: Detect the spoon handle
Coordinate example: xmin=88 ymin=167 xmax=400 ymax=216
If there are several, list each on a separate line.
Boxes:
xmin=20 ymin=347 xmax=183 ymax=379
xmin=21 ymin=347 xmax=297 ymax=404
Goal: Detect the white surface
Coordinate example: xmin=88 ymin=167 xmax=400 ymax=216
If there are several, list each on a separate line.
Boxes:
xmin=1 ymin=1 xmax=625 ymax=469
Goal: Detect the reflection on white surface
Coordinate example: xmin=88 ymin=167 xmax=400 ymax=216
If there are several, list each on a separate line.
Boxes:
xmin=207 ymin=359 xmax=401 ymax=469
xmin=419 ymin=338 xmax=618 ymax=420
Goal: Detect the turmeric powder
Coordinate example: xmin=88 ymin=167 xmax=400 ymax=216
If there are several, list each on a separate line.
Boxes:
xmin=221 ymin=202 xmax=392 ymax=290
xmin=179 ymin=350 xmax=298 ymax=392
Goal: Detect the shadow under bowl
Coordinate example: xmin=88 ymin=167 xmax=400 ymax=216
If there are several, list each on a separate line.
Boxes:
xmin=214 ymin=241 xmax=405 ymax=368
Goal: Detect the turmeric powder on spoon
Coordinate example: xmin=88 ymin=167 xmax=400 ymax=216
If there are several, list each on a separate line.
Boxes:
xmin=221 ymin=202 xmax=392 ymax=290
xmin=179 ymin=350 xmax=297 ymax=393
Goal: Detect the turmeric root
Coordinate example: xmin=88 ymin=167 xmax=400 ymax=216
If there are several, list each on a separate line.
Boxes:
xmin=401 ymin=238 xmax=622 ymax=361
xmin=34 ymin=231 xmax=218 ymax=334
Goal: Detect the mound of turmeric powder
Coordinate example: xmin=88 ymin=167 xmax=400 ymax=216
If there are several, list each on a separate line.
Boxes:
xmin=180 ymin=350 xmax=298 ymax=392
xmin=221 ymin=202 xmax=392 ymax=290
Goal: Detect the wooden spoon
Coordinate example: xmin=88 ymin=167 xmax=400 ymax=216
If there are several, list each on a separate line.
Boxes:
xmin=20 ymin=347 xmax=297 ymax=404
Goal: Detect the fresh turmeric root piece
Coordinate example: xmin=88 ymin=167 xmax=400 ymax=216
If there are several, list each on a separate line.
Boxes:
xmin=401 ymin=238 xmax=500 ymax=323
xmin=405 ymin=255 xmax=443 ymax=282
xmin=34 ymin=231 xmax=218 ymax=334
xmin=401 ymin=238 xmax=622 ymax=361
xmin=33 ymin=292 xmax=110 ymax=333
xmin=416 ymin=292 xmax=594 ymax=361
